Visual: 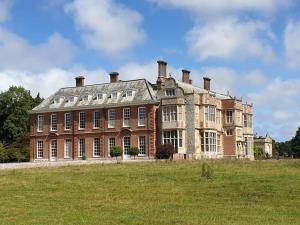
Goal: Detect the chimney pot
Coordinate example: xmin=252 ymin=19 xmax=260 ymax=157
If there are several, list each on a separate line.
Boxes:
xmin=75 ymin=76 xmax=85 ymax=87
xmin=189 ymin=79 xmax=193 ymax=84
xmin=157 ymin=60 xmax=167 ymax=78
xmin=110 ymin=72 xmax=119 ymax=83
xmin=182 ymin=69 xmax=190 ymax=83
xmin=203 ymin=77 xmax=211 ymax=91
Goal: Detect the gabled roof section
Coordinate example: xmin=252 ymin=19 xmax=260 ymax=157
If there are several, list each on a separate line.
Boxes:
xmin=31 ymin=79 xmax=159 ymax=113
xmin=176 ymin=80 xmax=231 ymax=100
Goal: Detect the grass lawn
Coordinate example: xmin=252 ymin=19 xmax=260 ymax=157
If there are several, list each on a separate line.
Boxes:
xmin=0 ymin=160 xmax=299 ymax=225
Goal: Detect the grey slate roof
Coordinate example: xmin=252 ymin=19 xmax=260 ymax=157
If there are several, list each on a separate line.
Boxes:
xmin=31 ymin=79 xmax=159 ymax=113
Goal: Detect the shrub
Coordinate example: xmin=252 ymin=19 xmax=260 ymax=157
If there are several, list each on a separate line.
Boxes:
xmin=254 ymin=146 xmax=264 ymax=159
xmin=156 ymin=144 xmax=174 ymax=160
xmin=201 ymin=163 xmax=213 ymax=179
xmin=128 ymin=147 xmax=139 ymax=159
xmin=110 ymin=146 xmax=123 ymax=160
xmin=0 ymin=144 xmax=8 ymax=163
xmin=82 ymin=154 xmax=86 ymax=160
xmin=6 ymin=147 xmax=26 ymax=162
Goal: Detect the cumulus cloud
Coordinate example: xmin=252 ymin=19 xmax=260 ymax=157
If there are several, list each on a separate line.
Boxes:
xmin=149 ymin=0 xmax=291 ymax=16
xmin=65 ymin=0 xmax=145 ymax=57
xmin=186 ymin=17 xmax=276 ymax=62
xmin=0 ymin=27 xmax=76 ymax=71
xmin=284 ymin=20 xmax=300 ymax=68
xmin=0 ymin=0 xmax=12 ymax=23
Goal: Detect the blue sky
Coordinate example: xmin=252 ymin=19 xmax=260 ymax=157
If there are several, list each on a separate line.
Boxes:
xmin=0 ymin=0 xmax=300 ymax=141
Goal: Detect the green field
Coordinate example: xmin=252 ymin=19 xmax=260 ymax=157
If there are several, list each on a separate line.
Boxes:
xmin=0 ymin=160 xmax=299 ymax=225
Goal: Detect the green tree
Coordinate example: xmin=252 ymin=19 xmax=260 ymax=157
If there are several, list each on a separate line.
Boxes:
xmin=291 ymin=127 xmax=300 ymax=158
xmin=110 ymin=146 xmax=123 ymax=160
xmin=128 ymin=147 xmax=139 ymax=159
xmin=0 ymin=86 xmax=43 ymax=144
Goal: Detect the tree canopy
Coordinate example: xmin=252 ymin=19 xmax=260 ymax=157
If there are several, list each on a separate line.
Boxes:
xmin=0 ymin=86 xmax=43 ymax=145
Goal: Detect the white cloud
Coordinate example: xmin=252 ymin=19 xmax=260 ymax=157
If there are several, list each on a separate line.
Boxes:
xmin=65 ymin=0 xmax=145 ymax=57
xmin=0 ymin=0 xmax=12 ymax=23
xmin=284 ymin=20 xmax=300 ymax=68
xmin=149 ymin=0 xmax=291 ymax=16
xmin=186 ymin=17 xmax=276 ymax=62
xmin=0 ymin=27 xmax=76 ymax=71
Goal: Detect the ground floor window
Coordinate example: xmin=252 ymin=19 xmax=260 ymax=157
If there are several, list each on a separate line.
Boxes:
xmin=123 ymin=136 xmax=131 ymax=155
xmin=138 ymin=136 xmax=146 ymax=155
xmin=37 ymin=140 xmax=44 ymax=158
xmin=79 ymin=139 xmax=85 ymax=157
xmin=163 ymin=130 xmax=182 ymax=153
xmin=94 ymin=138 xmax=101 ymax=157
xmin=64 ymin=139 xmax=72 ymax=158
xmin=201 ymin=132 xmax=217 ymax=153
xmin=217 ymin=134 xmax=221 ymax=152
xmin=50 ymin=139 xmax=57 ymax=158
xmin=108 ymin=137 xmax=116 ymax=156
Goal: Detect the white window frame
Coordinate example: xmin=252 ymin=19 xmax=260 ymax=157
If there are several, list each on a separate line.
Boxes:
xmin=37 ymin=140 xmax=44 ymax=159
xmin=216 ymin=110 xmax=222 ymax=124
xmin=204 ymin=105 xmax=216 ymax=122
xmin=108 ymin=109 xmax=116 ymax=128
xmin=37 ymin=115 xmax=44 ymax=132
xmin=78 ymin=138 xmax=85 ymax=157
xmin=108 ymin=137 xmax=116 ymax=157
xmin=202 ymin=132 xmax=217 ymax=153
xmin=162 ymin=106 xmax=177 ymax=122
xmin=93 ymin=138 xmax=101 ymax=157
xmin=162 ymin=130 xmax=181 ymax=152
xmin=64 ymin=139 xmax=72 ymax=159
xmin=123 ymin=136 xmax=131 ymax=155
xmin=138 ymin=107 xmax=146 ymax=126
xmin=65 ymin=113 xmax=71 ymax=130
xmin=51 ymin=114 xmax=57 ymax=131
xmin=165 ymin=88 xmax=175 ymax=96
xmin=123 ymin=108 xmax=130 ymax=127
xmin=50 ymin=139 xmax=57 ymax=158
xmin=226 ymin=128 xmax=233 ymax=136
xmin=79 ymin=112 xmax=86 ymax=130
xmin=226 ymin=110 xmax=233 ymax=124
xmin=138 ymin=136 xmax=146 ymax=156
xmin=94 ymin=111 xmax=100 ymax=129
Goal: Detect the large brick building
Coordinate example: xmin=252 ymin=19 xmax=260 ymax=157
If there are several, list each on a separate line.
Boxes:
xmin=30 ymin=60 xmax=254 ymax=161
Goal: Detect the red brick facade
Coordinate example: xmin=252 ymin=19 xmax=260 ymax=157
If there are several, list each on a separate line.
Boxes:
xmin=30 ymin=105 xmax=158 ymax=161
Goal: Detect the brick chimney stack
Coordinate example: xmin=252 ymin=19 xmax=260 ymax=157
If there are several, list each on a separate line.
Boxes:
xmin=203 ymin=77 xmax=211 ymax=91
xmin=157 ymin=60 xmax=167 ymax=78
xmin=110 ymin=72 xmax=119 ymax=83
xmin=75 ymin=76 xmax=85 ymax=87
xmin=182 ymin=69 xmax=190 ymax=83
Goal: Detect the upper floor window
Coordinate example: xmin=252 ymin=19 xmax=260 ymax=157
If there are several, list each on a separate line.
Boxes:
xmin=226 ymin=110 xmax=233 ymax=124
xmin=138 ymin=107 xmax=146 ymax=126
xmin=94 ymin=111 xmax=100 ymax=128
xmin=54 ymin=96 xmax=60 ymax=104
xmin=163 ymin=106 xmax=177 ymax=122
xmin=51 ymin=114 xmax=57 ymax=131
xmin=236 ymin=111 xmax=242 ymax=125
xmin=243 ymin=114 xmax=252 ymax=128
xmin=108 ymin=109 xmax=116 ymax=128
xmin=123 ymin=90 xmax=133 ymax=98
xmin=204 ymin=105 xmax=216 ymax=122
xmin=37 ymin=115 xmax=44 ymax=132
xmin=123 ymin=108 xmax=130 ymax=127
xmin=226 ymin=128 xmax=233 ymax=136
xmin=96 ymin=93 xmax=103 ymax=100
xmin=65 ymin=113 xmax=71 ymax=130
xmin=165 ymin=88 xmax=175 ymax=97
xmin=79 ymin=112 xmax=86 ymax=129
xmin=80 ymin=95 xmax=88 ymax=102
xmin=109 ymin=91 xmax=118 ymax=99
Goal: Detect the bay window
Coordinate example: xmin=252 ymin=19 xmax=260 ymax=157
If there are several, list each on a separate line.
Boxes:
xmin=201 ymin=132 xmax=217 ymax=153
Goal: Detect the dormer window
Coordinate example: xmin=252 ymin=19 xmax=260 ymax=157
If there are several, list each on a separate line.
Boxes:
xmin=66 ymin=96 xmax=74 ymax=103
xmin=80 ymin=95 xmax=88 ymax=102
xmin=122 ymin=90 xmax=133 ymax=98
xmin=97 ymin=93 xmax=103 ymax=100
xmin=165 ymin=89 xmax=175 ymax=97
xmin=54 ymin=97 xmax=60 ymax=104
xmin=111 ymin=91 xmax=118 ymax=99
